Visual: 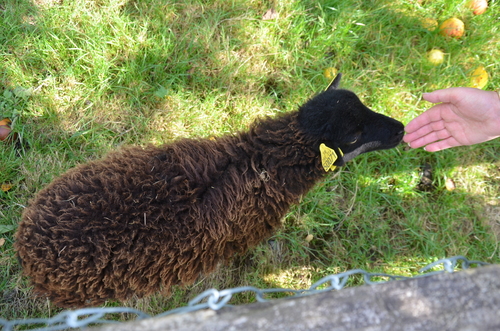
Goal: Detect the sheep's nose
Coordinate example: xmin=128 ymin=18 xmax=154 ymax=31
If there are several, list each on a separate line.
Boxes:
xmin=392 ymin=129 xmax=405 ymax=144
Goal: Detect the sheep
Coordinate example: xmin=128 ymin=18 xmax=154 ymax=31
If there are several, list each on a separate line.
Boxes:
xmin=15 ymin=74 xmax=404 ymax=308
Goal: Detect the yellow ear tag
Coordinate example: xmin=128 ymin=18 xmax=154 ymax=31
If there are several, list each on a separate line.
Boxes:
xmin=320 ymin=143 xmax=342 ymax=172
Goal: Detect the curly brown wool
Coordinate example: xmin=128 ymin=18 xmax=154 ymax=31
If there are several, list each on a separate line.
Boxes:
xmin=15 ymin=74 xmax=405 ymax=307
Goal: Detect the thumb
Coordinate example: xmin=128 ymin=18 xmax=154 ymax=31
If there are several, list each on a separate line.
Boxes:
xmin=422 ymin=88 xmax=461 ymax=104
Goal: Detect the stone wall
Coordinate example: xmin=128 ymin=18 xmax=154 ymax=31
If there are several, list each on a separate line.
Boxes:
xmin=91 ymin=264 xmax=500 ymax=331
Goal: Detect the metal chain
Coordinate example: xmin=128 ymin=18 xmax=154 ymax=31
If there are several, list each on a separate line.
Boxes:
xmin=0 ymin=256 xmax=489 ymax=331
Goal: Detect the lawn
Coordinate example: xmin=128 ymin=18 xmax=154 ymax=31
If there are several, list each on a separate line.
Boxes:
xmin=1 ymin=0 xmax=499 ymax=322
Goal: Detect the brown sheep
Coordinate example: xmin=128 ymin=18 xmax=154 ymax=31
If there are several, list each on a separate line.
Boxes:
xmin=15 ymin=74 xmax=404 ymax=307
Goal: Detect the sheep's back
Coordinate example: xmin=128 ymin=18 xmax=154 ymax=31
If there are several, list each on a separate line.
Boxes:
xmin=15 ymin=138 xmax=295 ymax=307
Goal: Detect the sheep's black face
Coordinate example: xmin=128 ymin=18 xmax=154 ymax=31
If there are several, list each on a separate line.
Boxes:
xmin=298 ymin=73 xmax=404 ymax=167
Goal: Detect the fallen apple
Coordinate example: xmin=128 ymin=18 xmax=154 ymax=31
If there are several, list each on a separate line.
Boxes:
xmin=466 ymin=0 xmax=488 ymax=15
xmin=0 ymin=118 xmax=18 ymax=143
xmin=439 ymin=18 xmax=465 ymax=38
xmin=469 ymin=65 xmax=488 ymax=89
xmin=0 ymin=125 xmax=13 ymax=142
xmin=0 ymin=118 xmax=12 ymax=126
xmin=323 ymin=67 xmax=338 ymax=80
xmin=427 ymin=49 xmax=445 ymax=65
xmin=421 ymin=18 xmax=438 ymax=31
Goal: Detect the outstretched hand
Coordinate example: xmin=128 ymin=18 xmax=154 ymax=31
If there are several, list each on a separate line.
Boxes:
xmin=404 ymin=88 xmax=500 ymax=152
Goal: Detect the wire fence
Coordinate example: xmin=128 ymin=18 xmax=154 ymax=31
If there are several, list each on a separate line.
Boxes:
xmin=0 ymin=256 xmax=490 ymax=331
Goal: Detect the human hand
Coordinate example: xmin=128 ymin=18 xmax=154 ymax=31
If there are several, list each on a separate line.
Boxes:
xmin=404 ymin=87 xmax=500 ymax=152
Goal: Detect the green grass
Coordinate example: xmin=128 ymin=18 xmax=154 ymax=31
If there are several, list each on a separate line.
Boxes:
xmin=1 ymin=0 xmax=499 ymax=321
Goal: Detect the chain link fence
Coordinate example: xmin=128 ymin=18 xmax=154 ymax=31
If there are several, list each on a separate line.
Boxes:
xmin=0 ymin=256 xmax=489 ymax=331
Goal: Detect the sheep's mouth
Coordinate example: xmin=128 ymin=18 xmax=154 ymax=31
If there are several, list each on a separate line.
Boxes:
xmin=391 ymin=130 xmax=405 ymax=146
xmin=382 ymin=137 xmax=404 ymax=150
xmin=341 ymin=135 xmax=404 ymax=164
xmin=370 ymin=129 xmax=405 ymax=150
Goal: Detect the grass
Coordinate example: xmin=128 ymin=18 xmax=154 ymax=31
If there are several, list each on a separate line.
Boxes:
xmin=1 ymin=0 xmax=499 ymax=322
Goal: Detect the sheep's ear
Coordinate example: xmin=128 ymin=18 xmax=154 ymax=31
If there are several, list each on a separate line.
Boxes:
xmin=326 ymin=73 xmax=342 ymax=91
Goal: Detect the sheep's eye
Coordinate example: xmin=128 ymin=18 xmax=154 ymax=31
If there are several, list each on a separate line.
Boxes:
xmin=347 ymin=138 xmax=357 ymax=145
xmin=347 ymin=134 xmax=361 ymax=145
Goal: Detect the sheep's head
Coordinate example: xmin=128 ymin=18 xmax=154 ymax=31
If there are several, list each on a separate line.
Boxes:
xmin=298 ymin=73 xmax=404 ymax=168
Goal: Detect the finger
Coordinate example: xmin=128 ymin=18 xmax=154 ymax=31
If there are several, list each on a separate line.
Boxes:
xmin=423 ymin=137 xmax=461 ymax=152
xmin=404 ymin=104 xmax=449 ymax=134
xmin=405 ymin=113 xmax=432 ymax=134
xmin=422 ymin=88 xmax=461 ymax=104
xmin=406 ymin=128 xmax=451 ymax=149
xmin=404 ymin=114 xmax=448 ymax=143
xmin=404 ymin=121 xmax=444 ymax=143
